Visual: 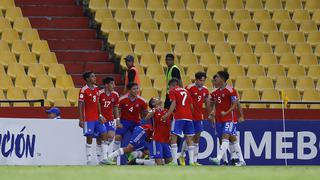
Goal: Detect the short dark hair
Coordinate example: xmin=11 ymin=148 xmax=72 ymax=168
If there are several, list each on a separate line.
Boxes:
xmin=168 ymin=78 xmax=179 ymax=86
xmin=148 ymin=98 xmax=156 ymax=109
xmin=217 ymin=71 xmax=229 ymax=82
xmin=165 ymin=53 xmax=174 ymax=60
xmin=195 ymin=71 xmax=207 ymax=80
xmin=103 ymin=77 xmax=115 ymax=85
xmin=126 ymin=82 xmax=139 ymax=90
xmin=82 ymin=71 xmax=94 ymax=81
xmin=213 ymin=74 xmax=217 ymax=79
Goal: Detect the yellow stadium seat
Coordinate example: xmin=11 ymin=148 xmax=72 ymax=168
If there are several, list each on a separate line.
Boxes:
xmin=94 ymin=9 xmax=112 ymax=25
xmin=296 ymin=77 xmax=315 ymax=91
xmin=284 ymin=88 xmax=307 ymax=109
xmin=32 ymin=40 xmax=50 ymax=55
xmin=147 ymin=0 xmax=165 ymax=12
xmin=140 ymin=19 xmax=158 ymax=34
xmin=239 ymin=54 xmax=258 ymax=67
xmin=11 ymin=40 xmax=30 ymax=55
xmin=200 ymin=53 xmax=218 ymax=66
xmin=13 ymin=17 xmax=31 ymax=33
xmin=108 ymin=30 xmax=126 ymax=47
xmin=154 ymin=9 xmax=172 ymax=24
xmin=279 ymin=53 xmax=298 ymax=68
xmin=285 ymin=0 xmax=303 ymax=13
xmin=5 ymin=7 xmax=23 ymax=22
xmin=56 ymin=75 xmax=75 ymax=91
xmin=108 ymin=0 xmax=126 ymax=11
xmin=35 ymin=75 xmax=54 ymax=92
xmin=0 ymin=74 xmax=13 ymax=91
xmin=48 ymin=64 xmax=67 ymax=80
xmin=292 ymin=9 xmax=310 ymax=24
xmin=114 ymin=9 xmax=132 ymax=24
xmin=308 ymin=65 xmax=320 ymax=80
xmin=312 ymin=9 xmax=320 ymax=25
xmin=280 ymin=20 xmax=298 ymax=34
xmin=303 ymin=89 xmax=320 ymax=109
xmin=234 ymin=76 xmax=254 ymax=92
xmin=139 ymin=53 xmax=158 ymax=68
xmin=267 ymin=31 xmax=286 ymax=46
xmin=193 ymin=42 xmax=212 ymax=57
xmin=207 ymin=31 xmax=225 ymax=46
xmin=1 ymin=29 xmax=19 ymax=44
xmin=0 ymin=18 xmax=12 ymax=31
xmin=160 ymin=19 xmax=178 ymax=34
xmin=153 ymin=75 xmax=166 ymax=91
xmin=219 ymin=53 xmax=238 ymax=68
xmin=247 ymin=31 xmax=265 ymax=46
xmin=27 ymin=87 xmax=45 ymax=101
xmin=0 ymin=40 xmax=10 ymax=51
xmin=199 ymin=19 xmax=218 ymax=35
xmin=0 ymin=64 xmax=5 ymax=76
xmin=0 ymin=10 xmax=3 ymax=17
xmin=259 ymin=20 xmax=278 ymax=34
xmin=213 ymin=9 xmax=231 ymax=24
xmin=167 ymin=31 xmax=185 ymax=45
xmin=134 ymin=42 xmax=153 ymax=56
xmin=187 ymin=31 xmax=205 ymax=46
xmin=227 ymin=31 xmax=245 ymax=46
xmin=307 ymin=31 xmax=320 ymax=47
xmin=121 ymin=19 xmax=139 ymax=34
xmin=147 ymin=30 xmax=166 ymax=46
xmin=315 ymin=44 xmax=320 ymax=57
xmin=186 ymin=0 xmax=205 ymax=12
xmin=15 ymin=75 xmax=33 ymax=92
xmin=89 ymin=0 xmax=107 ymax=12
xmin=39 ymin=52 xmax=58 ymax=69
xmin=255 ymin=76 xmax=274 ymax=91
xmin=214 ymin=43 xmax=232 ymax=57
xmin=261 ymin=89 xmax=281 ymax=108
xmin=227 ymin=65 xmax=245 ymax=80
xmin=174 ymin=10 xmax=191 ymax=24
xmin=146 ymin=64 xmax=165 ymax=80
xmin=287 ymin=64 xmax=306 ymax=80
xmin=241 ymin=89 xmax=261 ymax=108
xmin=114 ymin=41 xmax=133 ymax=57
xmin=186 ymin=64 xmax=204 ymax=79
xmin=226 ymin=0 xmax=243 ymax=12
xmin=193 ymin=9 xmax=211 ymax=24
xmin=299 ymin=54 xmax=318 ymax=67
xmin=272 ymin=10 xmax=290 ymax=24
xmin=179 ymin=53 xmax=198 ymax=68
xmin=265 ymin=0 xmax=283 ymax=12
xmin=54 ymin=99 xmax=71 ymax=107
xmin=167 ymin=0 xmax=185 ymax=12
xmin=239 ymin=20 xmax=258 ymax=34
xmin=141 ymin=88 xmax=159 ymax=100
xmin=247 ymin=64 xmax=266 ymax=79
xmin=154 ymin=42 xmax=172 ymax=57
xmin=253 ymin=10 xmax=271 ymax=24
xmin=206 ymin=64 xmax=224 ymax=77
xmin=134 ymin=9 xmax=152 ymax=24
xmin=275 ymin=77 xmax=294 ymax=89
xmin=274 ymin=43 xmax=293 ymax=57
xmin=220 ymin=20 xmax=238 ymax=34
xmin=22 ymin=29 xmax=40 ymax=45
xmin=28 ymin=63 xmax=46 ymax=80
xmin=100 ymin=19 xmax=119 ymax=36
xmin=0 ymin=51 xmax=17 ymax=67
xmin=294 ymin=43 xmax=313 ymax=57
xmin=179 ymin=19 xmax=198 ymax=34
xmin=234 ymin=43 xmax=253 ymax=57
xmin=7 ymin=87 xmax=26 ymax=106
xmin=246 ymin=0 xmax=263 ymax=12
xmin=66 ymin=88 xmax=80 ymax=106
xmin=259 ymin=53 xmax=278 ymax=67
xmin=233 ymin=10 xmax=251 ymax=24
xmin=299 ymin=20 xmax=318 ymax=34
xmin=287 ymin=31 xmax=306 ymax=46
xmin=267 ymin=64 xmax=286 ymax=79
xmin=128 ymin=0 xmax=145 ymax=11
xmin=128 ymin=30 xmax=146 ymax=46
xmin=305 ymin=0 xmax=320 ymax=13
xmin=206 ymin=0 xmax=224 ymax=12
xmin=7 ymin=63 xmax=26 ymax=79
xmin=46 ymin=87 xmax=65 ymax=104
xmin=174 ymin=42 xmax=192 ymax=56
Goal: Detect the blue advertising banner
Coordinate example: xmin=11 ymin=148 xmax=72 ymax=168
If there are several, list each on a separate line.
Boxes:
xmin=121 ymin=120 xmax=320 ymax=165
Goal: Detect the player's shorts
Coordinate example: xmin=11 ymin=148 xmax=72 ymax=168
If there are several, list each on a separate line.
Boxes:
xmin=116 ymin=119 xmax=140 ymax=137
xmin=171 ymin=119 xmax=195 ymax=137
xmin=150 ymin=140 xmax=172 ymax=159
xmin=193 ymin=120 xmax=204 ymax=134
xmin=129 ymin=126 xmax=148 ymax=151
xmin=216 ymin=122 xmax=237 ymax=138
xmin=83 ymin=120 xmax=107 ymax=137
xmin=104 ymin=120 xmax=116 ymax=132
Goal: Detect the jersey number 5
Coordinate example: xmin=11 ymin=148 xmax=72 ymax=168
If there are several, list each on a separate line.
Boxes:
xmin=180 ymin=92 xmax=187 ymax=106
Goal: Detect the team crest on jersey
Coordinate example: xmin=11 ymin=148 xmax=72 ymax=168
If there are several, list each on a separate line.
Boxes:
xmin=102 ymin=99 xmax=105 ymax=101
xmin=222 ymin=94 xmax=225 ymax=97
xmin=136 ymin=104 xmax=139 ymax=107
xmin=203 ymin=93 xmax=206 ymax=96
xmin=125 ymin=104 xmax=128 ymax=106
xmin=111 ymin=98 xmax=114 ymax=102
xmin=195 ymin=93 xmax=198 ymax=95
xmin=89 ymin=94 xmax=92 ymax=96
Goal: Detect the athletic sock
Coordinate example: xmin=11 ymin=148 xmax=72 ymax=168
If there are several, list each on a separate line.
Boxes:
xmin=109 ymin=148 xmax=124 ymax=159
xmin=96 ymin=144 xmax=102 ymax=162
xmin=217 ymin=139 xmax=229 ymax=161
xmin=86 ymin=143 xmax=93 ymax=162
xmin=187 ymin=145 xmax=195 ymax=165
xmin=171 ymin=144 xmax=178 ymax=164
xmin=193 ymin=143 xmax=199 ymax=163
xmin=232 ymin=141 xmax=245 ymax=162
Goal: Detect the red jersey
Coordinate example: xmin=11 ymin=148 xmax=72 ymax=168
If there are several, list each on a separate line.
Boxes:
xmin=169 ymin=86 xmax=193 ymax=120
xmin=79 ymin=85 xmax=100 ymax=122
xmin=152 ymin=108 xmax=171 ymax=143
xmin=140 ymin=124 xmax=153 ymax=141
xmin=119 ymin=94 xmax=148 ymax=123
xmin=210 ymin=85 xmax=238 ymax=123
xmin=186 ymin=83 xmax=209 ymax=121
xmin=99 ymin=90 xmax=119 ymax=121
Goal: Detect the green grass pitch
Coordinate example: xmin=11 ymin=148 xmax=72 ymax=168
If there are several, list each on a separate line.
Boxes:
xmin=0 ymin=166 xmax=319 ymax=180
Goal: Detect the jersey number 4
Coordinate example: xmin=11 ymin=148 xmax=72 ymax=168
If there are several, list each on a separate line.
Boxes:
xmin=129 ymin=107 xmax=134 ymax=112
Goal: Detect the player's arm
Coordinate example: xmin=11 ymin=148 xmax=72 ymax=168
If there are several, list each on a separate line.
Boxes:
xmin=237 ymin=101 xmax=245 ymax=122
xmin=78 ymin=101 xmax=84 ymax=128
xmin=221 ymin=98 xmax=238 ymax=116
xmin=161 ymin=100 xmax=176 ymax=121
xmin=145 ymin=110 xmax=155 ymax=120
xmin=205 ymin=97 xmax=212 ymax=115
xmin=98 ymin=97 xmax=106 ymax=124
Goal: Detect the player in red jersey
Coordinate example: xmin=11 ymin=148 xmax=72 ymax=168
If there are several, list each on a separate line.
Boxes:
xmin=208 ymin=71 xmax=246 ymax=166
xmin=161 ymin=78 xmax=195 ymax=165
xmin=113 ymin=82 xmax=148 ymax=155
xmin=144 ymin=97 xmax=172 ymax=165
xmin=78 ymin=71 xmax=108 ymax=165
xmin=95 ymin=77 xmax=121 ymax=162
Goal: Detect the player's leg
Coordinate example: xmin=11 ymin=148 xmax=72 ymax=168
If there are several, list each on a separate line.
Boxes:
xmin=230 ymin=135 xmax=246 ymax=166
xmin=219 ymin=138 xmax=229 ymax=165
xmin=170 ymin=119 xmax=183 ymax=165
xmin=163 ymin=142 xmax=173 ymax=165
xmin=193 ymin=120 xmax=203 ymax=164
xmin=183 ymin=120 xmax=195 ymax=165
xmin=135 ymin=149 xmax=155 ymax=165
xmin=96 ymin=137 xmax=103 ymax=162
xmin=105 ymin=121 xmax=116 ymax=156
xmin=83 ymin=121 xmax=95 ymax=165
xmin=114 ymin=120 xmax=131 ymax=151
xmin=150 ymin=140 xmax=164 ymax=165
xmin=178 ymin=139 xmax=187 ymax=166
xmin=95 ymin=121 xmax=109 ymax=160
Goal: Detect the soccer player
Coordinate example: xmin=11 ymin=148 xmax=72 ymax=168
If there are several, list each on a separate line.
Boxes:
xmin=78 ymin=71 xmax=108 ymax=165
xmin=161 ymin=78 xmax=195 ymax=165
xmin=208 ymin=71 xmax=246 ymax=166
xmin=96 ymin=77 xmax=121 ymax=162
xmin=145 ymin=97 xmax=172 ymax=165
xmin=113 ymin=82 xmax=148 ymax=155
xmin=101 ymin=124 xmax=153 ymax=165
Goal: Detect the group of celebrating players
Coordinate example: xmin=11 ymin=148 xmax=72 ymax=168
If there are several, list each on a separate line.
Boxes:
xmin=78 ymin=70 xmax=246 ymax=166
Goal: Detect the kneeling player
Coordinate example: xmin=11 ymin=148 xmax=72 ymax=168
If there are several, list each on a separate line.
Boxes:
xmin=101 ymin=124 xmax=152 ymax=165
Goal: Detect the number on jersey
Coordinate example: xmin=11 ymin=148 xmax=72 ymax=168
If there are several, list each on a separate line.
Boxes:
xmin=180 ymin=92 xmax=187 ymax=106
xmin=129 ymin=107 xmax=134 ymax=112
xmin=104 ymin=101 xmax=111 ymax=108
